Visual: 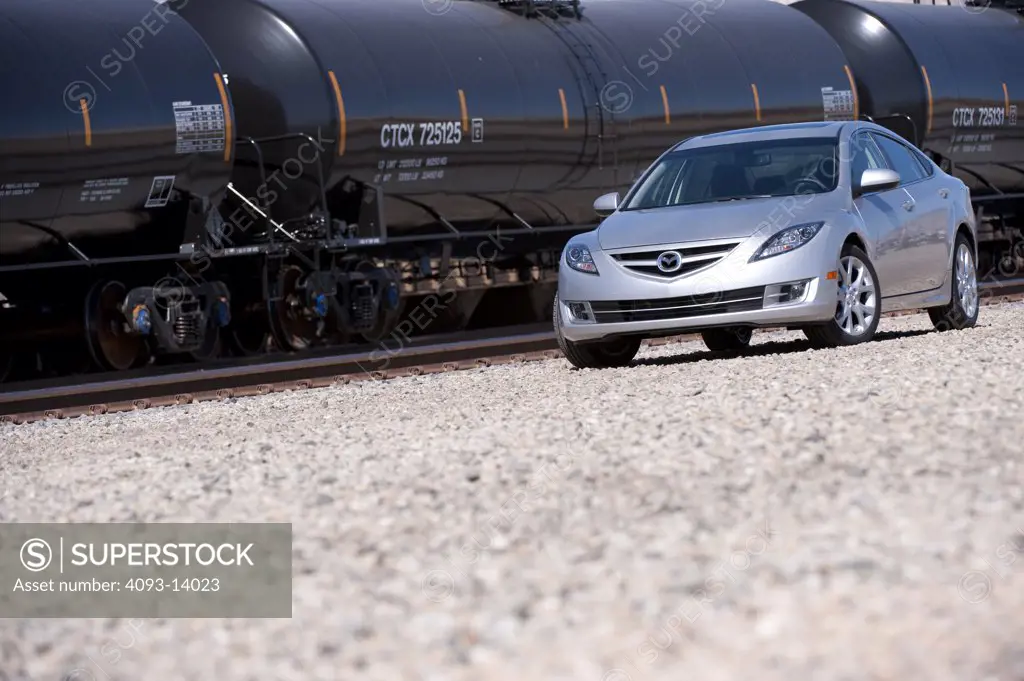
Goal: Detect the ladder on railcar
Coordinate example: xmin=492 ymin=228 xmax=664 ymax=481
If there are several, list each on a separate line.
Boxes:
xmin=537 ymin=23 xmax=622 ymax=195
xmin=558 ymin=25 xmax=622 ymax=192
xmin=474 ymin=0 xmax=622 ymax=193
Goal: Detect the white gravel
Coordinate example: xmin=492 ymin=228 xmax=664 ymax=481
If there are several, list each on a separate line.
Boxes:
xmin=1 ymin=302 xmax=1023 ymax=681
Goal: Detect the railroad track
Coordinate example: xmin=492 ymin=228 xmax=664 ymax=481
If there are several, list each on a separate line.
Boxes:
xmin=3 ymin=279 xmax=1023 ymax=425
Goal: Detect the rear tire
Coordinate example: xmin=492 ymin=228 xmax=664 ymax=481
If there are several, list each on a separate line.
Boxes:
xmin=803 ymin=243 xmax=881 ymax=348
xmin=553 ymin=295 xmax=641 ymax=369
xmin=701 ymin=327 xmax=752 ymax=352
xmin=928 ymin=233 xmax=979 ymax=331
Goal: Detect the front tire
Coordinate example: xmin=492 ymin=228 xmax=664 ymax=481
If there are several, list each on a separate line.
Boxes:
xmin=701 ymin=327 xmax=752 ymax=352
xmin=803 ymin=244 xmax=881 ymax=348
xmin=928 ymin=233 xmax=979 ymax=331
xmin=553 ymin=295 xmax=641 ymax=369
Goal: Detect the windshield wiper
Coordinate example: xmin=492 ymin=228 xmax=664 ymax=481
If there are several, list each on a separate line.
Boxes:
xmin=626 ymin=195 xmax=778 ymax=210
xmin=709 ymin=195 xmax=775 ymax=203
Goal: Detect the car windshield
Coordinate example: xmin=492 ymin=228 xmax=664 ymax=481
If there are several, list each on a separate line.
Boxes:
xmin=621 ymin=136 xmax=839 ymax=210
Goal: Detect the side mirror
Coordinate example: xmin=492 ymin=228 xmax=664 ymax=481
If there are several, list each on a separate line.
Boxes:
xmin=593 ymin=192 xmax=620 ymax=217
xmin=855 ymin=169 xmax=900 ymax=197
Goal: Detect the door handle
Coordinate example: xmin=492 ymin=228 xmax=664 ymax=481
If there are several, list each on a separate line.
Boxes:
xmin=939 ymin=188 xmax=949 ymax=198
xmin=902 ymin=200 xmax=915 ymax=211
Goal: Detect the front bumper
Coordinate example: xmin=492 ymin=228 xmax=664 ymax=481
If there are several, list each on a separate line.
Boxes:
xmin=557 ymin=236 xmax=840 ymax=343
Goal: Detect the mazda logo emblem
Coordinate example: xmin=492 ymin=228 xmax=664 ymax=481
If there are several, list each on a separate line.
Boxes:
xmin=656 ymin=251 xmax=683 ymax=273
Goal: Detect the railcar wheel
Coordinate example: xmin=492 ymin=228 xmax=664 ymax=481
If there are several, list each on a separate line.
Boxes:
xmin=355 ymin=269 xmax=404 ymax=344
xmin=229 ymin=309 xmax=273 ymax=356
xmin=357 ymin=298 xmax=405 ymax=344
xmin=189 ymin=318 xmax=224 ymax=362
xmin=270 ymin=265 xmax=320 ymax=352
xmin=84 ymin=280 xmax=147 ymax=371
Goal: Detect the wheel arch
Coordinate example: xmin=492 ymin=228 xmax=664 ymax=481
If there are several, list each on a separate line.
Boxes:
xmin=941 ymin=221 xmax=976 ymax=279
xmin=955 ymin=222 xmax=976 ymax=259
xmin=841 ymin=231 xmax=868 ymax=255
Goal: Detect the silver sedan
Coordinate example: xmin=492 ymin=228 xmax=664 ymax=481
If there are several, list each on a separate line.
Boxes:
xmin=554 ymin=121 xmax=980 ymax=369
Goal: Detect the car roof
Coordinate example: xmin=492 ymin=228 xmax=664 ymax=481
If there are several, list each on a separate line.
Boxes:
xmin=674 ymin=121 xmax=850 ymax=151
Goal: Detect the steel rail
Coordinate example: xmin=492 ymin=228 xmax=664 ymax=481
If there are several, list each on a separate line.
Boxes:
xmin=2 ymin=278 xmax=1023 ymax=425
xmin=0 ymin=331 xmax=559 ymax=420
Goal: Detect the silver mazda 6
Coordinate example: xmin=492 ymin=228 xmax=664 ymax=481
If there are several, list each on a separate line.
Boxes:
xmin=554 ymin=121 xmax=980 ymax=369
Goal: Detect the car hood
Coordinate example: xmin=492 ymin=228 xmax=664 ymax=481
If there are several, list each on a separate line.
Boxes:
xmin=597 ymin=197 xmax=816 ymax=250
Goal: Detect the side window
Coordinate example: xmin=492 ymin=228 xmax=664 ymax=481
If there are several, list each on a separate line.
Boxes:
xmin=850 ymin=133 xmax=884 ymax=181
xmin=871 ymin=133 xmax=926 ymax=186
xmin=911 ymin=148 xmax=935 ymax=177
xmin=851 ymin=136 xmax=868 ymax=179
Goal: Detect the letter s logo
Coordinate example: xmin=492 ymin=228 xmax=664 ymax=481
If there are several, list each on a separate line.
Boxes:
xmin=63 ymin=81 xmax=98 ymax=114
xmin=20 ymin=538 xmax=53 ymax=572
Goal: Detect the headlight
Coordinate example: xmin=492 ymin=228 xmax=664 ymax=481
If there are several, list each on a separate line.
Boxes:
xmin=565 ymin=243 xmax=599 ymax=274
xmin=750 ymin=221 xmax=824 ymax=262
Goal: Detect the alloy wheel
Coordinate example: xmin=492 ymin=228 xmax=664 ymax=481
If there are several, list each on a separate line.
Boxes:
xmin=835 ymin=255 xmax=877 ymax=337
xmin=956 ymin=242 xmax=978 ymax=319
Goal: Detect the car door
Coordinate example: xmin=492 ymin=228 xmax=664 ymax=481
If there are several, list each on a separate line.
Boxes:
xmin=909 ymin=143 xmax=957 ymax=291
xmin=869 ymin=132 xmax=950 ymax=295
xmin=849 ymin=131 xmax=911 ymax=297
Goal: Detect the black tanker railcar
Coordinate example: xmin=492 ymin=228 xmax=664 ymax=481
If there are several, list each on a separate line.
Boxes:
xmin=0 ymin=0 xmax=1021 ymax=381
xmin=794 ymin=0 xmax=1024 ymax=266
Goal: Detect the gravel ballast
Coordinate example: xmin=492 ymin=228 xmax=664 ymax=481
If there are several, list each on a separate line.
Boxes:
xmin=1 ymin=302 xmax=1022 ymax=681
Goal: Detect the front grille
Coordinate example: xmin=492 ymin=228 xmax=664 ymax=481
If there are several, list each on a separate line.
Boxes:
xmin=590 ymin=286 xmax=765 ymax=324
xmin=609 ymin=241 xmax=741 ymax=278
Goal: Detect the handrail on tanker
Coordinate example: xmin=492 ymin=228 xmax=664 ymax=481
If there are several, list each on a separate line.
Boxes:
xmin=859 ymin=113 xmax=920 ymax=148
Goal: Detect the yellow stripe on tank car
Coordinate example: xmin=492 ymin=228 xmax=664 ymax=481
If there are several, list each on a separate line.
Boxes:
xmin=458 ymin=87 xmax=468 ymax=133
xmin=79 ymin=98 xmax=92 ymax=147
xmin=213 ymin=73 xmax=232 ymax=162
xmin=750 ymin=83 xmax=761 ymax=123
xmin=558 ymin=88 xmax=569 ymax=130
xmin=843 ymin=65 xmax=859 ymax=120
xmin=920 ymin=65 xmax=934 ymax=137
xmin=1004 ymin=82 xmax=1011 ymax=116
xmin=458 ymin=89 xmax=469 ymax=132
xmin=660 ymin=85 xmax=671 ymax=125
xmin=327 ymin=70 xmax=347 ymax=156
